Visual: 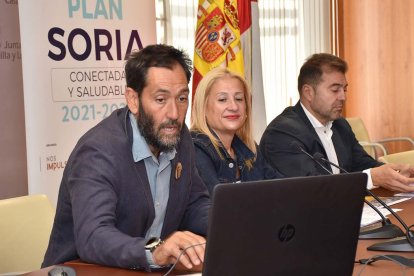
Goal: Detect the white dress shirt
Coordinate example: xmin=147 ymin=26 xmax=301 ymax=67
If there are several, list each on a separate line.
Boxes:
xmin=300 ymin=103 xmax=375 ymax=189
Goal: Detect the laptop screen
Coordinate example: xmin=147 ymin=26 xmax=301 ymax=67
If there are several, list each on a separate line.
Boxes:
xmin=202 ymin=173 xmax=367 ymax=276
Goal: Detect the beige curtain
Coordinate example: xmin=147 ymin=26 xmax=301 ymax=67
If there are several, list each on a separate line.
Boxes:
xmin=156 ymin=0 xmax=331 ymax=125
xmin=259 ymin=0 xmax=331 ymax=123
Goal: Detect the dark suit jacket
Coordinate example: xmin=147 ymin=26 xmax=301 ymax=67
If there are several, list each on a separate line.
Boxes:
xmin=260 ymin=102 xmax=381 ymax=176
xmin=42 ymin=107 xmax=210 ymax=271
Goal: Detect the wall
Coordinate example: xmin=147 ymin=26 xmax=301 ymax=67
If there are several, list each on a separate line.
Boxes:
xmin=340 ymin=0 xmax=414 ymax=153
xmin=0 ymin=1 xmax=28 ymax=199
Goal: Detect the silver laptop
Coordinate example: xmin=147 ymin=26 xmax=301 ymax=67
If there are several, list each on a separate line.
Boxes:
xmin=202 ymin=173 xmax=367 ymax=276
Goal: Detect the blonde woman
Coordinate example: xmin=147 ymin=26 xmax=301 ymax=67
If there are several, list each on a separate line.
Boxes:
xmin=191 ymin=67 xmax=283 ymax=195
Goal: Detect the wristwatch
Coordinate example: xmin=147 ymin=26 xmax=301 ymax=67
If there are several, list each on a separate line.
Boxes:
xmin=145 ymin=237 xmax=164 ymax=253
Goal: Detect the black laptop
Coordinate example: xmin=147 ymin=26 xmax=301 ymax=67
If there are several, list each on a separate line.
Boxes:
xmin=202 ymin=173 xmax=367 ymax=276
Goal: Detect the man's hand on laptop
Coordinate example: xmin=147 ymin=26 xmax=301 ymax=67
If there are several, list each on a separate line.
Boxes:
xmin=152 ymin=231 xmax=206 ymax=270
xmin=371 ymin=163 xmax=414 ymax=192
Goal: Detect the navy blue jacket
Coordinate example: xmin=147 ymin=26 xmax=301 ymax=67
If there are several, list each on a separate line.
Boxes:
xmin=191 ymin=131 xmax=283 ymax=195
xmin=260 ymin=102 xmax=382 ymax=176
xmin=42 ymin=107 xmax=210 ymax=271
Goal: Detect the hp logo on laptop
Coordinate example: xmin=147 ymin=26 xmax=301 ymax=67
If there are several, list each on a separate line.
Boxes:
xmin=278 ymin=224 xmax=295 ymax=242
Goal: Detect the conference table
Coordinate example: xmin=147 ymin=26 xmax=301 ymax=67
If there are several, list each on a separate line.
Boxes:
xmin=353 ymin=189 xmax=414 ymax=276
xmin=23 ymin=189 xmax=414 ymax=276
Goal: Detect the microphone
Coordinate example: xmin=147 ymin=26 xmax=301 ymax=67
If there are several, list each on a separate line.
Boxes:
xmin=291 ymin=141 xmax=403 ymax=239
xmin=290 ymin=141 xmax=332 ymax=175
xmin=312 ymin=153 xmax=404 ymax=239
xmin=314 ymin=153 xmax=414 ymax=252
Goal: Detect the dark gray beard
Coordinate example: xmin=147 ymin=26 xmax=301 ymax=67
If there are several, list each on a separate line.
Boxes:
xmin=136 ymin=102 xmax=182 ymax=152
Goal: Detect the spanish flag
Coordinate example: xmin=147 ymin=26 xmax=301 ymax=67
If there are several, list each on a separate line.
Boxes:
xmin=193 ymin=0 xmax=267 ymax=141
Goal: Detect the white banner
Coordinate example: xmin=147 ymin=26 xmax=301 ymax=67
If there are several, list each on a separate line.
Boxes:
xmin=19 ymin=0 xmax=156 ymax=205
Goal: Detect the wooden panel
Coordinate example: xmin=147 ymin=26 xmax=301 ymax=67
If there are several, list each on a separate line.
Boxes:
xmin=340 ymin=0 xmax=414 ymax=153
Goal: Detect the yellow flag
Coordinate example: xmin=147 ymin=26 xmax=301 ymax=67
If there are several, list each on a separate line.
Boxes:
xmin=193 ymin=0 xmax=244 ymax=93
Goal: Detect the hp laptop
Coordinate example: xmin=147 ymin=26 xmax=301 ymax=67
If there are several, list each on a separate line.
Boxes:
xmin=202 ymin=173 xmax=367 ymax=276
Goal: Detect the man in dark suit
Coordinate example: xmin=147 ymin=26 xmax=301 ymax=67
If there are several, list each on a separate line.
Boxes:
xmin=260 ymin=53 xmax=414 ymax=192
xmin=42 ymin=45 xmax=210 ymax=271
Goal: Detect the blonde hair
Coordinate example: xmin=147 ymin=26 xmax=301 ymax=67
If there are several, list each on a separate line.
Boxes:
xmin=191 ymin=67 xmax=256 ymax=165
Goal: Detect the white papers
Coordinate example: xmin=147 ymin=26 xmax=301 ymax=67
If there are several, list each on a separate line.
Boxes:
xmin=361 ymin=205 xmax=402 ymax=227
xmin=395 ymin=192 xmax=414 ymax=197
xmin=360 ymin=196 xmax=411 ymax=227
